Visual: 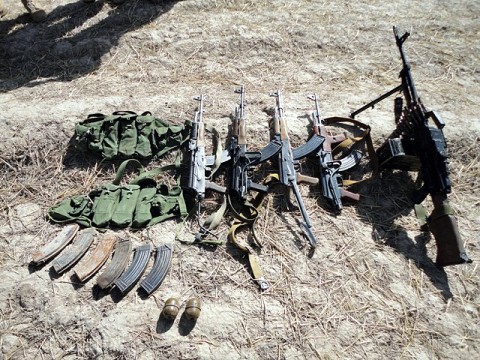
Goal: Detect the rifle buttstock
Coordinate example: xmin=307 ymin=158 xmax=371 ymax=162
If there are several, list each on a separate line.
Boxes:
xmin=297 ymin=173 xmax=319 ymax=186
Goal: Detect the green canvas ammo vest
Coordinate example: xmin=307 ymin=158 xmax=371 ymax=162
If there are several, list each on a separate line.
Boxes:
xmin=74 ymin=111 xmax=190 ymax=160
xmin=48 ymin=159 xmax=188 ymax=229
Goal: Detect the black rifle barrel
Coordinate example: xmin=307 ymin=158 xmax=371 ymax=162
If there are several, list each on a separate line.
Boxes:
xmin=393 ymin=26 xmax=420 ymax=106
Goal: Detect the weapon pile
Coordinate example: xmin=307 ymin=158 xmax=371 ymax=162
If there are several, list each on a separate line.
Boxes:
xmin=33 ymin=27 xmax=471 ymax=298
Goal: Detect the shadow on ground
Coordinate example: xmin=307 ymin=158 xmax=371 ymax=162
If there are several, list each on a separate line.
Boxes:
xmin=0 ymin=0 xmax=179 ymax=92
xmin=356 ymin=169 xmax=453 ymax=300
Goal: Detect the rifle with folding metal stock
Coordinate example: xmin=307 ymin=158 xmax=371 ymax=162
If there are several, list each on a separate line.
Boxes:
xmin=181 ymin=95 xmax=226 ymax=241
xmin=269 ymin=90 xmax=321 ymax=248
xmin=351 ymin=26 xmax=471 ymax=266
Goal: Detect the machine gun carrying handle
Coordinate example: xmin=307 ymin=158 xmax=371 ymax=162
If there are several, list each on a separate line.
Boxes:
xmin=427 ymin=110 xmax=446 ymax=129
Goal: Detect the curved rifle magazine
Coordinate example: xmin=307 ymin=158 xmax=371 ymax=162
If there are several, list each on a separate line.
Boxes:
xmin=292 ymin=134 xmax=325 ymax=160
xmin=139 ymin=243 xmax=174 ymax=295
xmin=251 ymin=136 xmax=283 ymax=165
xmin=114 ymin=244 xmax=151 ymax=294
xmin=338 ymin=150 xmax=363 ymax=172
xmin=96 ymin=239 xmax=133 ymax=289
xmin=31 ymin=224 xmax=80 ymax=265
xmin=74 ymin=233 xmax=117 ymax=282
xmin=52 ymin=228 xmax=96 ymax=274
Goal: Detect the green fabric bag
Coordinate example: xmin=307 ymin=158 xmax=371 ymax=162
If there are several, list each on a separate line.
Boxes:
xmin=135 ymin=116 xmax=154 ymax=158
xmin=91 ymin=183 xmax=121 ymax=227
xmin=132 ymin=187 xmax=157 ymax=227
xmin=102 ymin=118 xmax=120 ymax=159
xmin=47 ymin=195 xmax=93 ymax=227
xmin=110 ymin=184 xmax=141 ymax=227
xmin=48 ymin=160 xmax=188 ymax=229
xmin=117 ymin=117 xmax=138 ymax=157
xmin=74 ymin=111 xmax=190 ymax=160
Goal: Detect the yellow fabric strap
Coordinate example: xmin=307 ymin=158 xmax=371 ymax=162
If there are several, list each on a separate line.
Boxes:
xmin=175 ymin=195 xmax=227 ymax=246
xmin=202 ymin=194 xmax=228 ymax=232
xmin=228 ymin=222 xmax=264 ymax=281
xmin=321 ymin=117 xmax=378 ymax=190
xmin=342 ymin=179 xmax=361 ymax=187
xmin=227 ymin=174 xmax=279 ymax=288
xmin=204 ymin=123 xmax=223 ymax=177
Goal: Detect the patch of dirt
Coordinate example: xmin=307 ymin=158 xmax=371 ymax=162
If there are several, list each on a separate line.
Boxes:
xmin=1 ymin=0 xmax=479 ymax=359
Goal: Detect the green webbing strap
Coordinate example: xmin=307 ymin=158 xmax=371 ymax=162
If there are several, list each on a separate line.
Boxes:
xmin=201 ymin=195 xmax=228 ymax=233
xmin=113 ymin=158 xmax=179 ymax=187
xmin=131 ymin=162 xmax=180 ymax=185
xmin=204 ymin=123 xmax=223 ymax=177
xmin=112 ymin=159 xmax=144 ymax=185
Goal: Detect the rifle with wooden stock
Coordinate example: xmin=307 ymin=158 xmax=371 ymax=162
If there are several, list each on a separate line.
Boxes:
xmin=229 ymin=86 xmax=282 ymax=201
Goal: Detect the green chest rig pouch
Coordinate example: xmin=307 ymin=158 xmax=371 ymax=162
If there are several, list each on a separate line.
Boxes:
xmin=48 ymin=159 xmax=188 ymax=229
xmin=74 ymin=111 xmax=190 ymax=160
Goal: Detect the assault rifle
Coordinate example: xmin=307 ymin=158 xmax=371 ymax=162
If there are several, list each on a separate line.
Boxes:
xmin=181 ymin=95 xmax=226 ymax=240
xmin=229 ymin=85 xmax=282 ymax=200
xmin=351 ymin=26 xmax=471 ymax=266
xmin=307 ymin=93 xmax=361 ymax=212
xmin=269 ymin=90 xmax=320 ymax=248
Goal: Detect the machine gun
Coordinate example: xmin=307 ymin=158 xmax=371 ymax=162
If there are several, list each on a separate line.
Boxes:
xmin=351 ymin=26 xmax=471 ymax=266
xmin=181 ymin=95 xmax=226 ymax=241
xmin=307 ymin=93 xmax=361 ymax=212
xmin=269 ymin=90 xmax=320 ymax=248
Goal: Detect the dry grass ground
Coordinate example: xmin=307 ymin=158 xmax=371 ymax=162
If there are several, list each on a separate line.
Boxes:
xmin=0 ymin=1 xmax=479 ymax=359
